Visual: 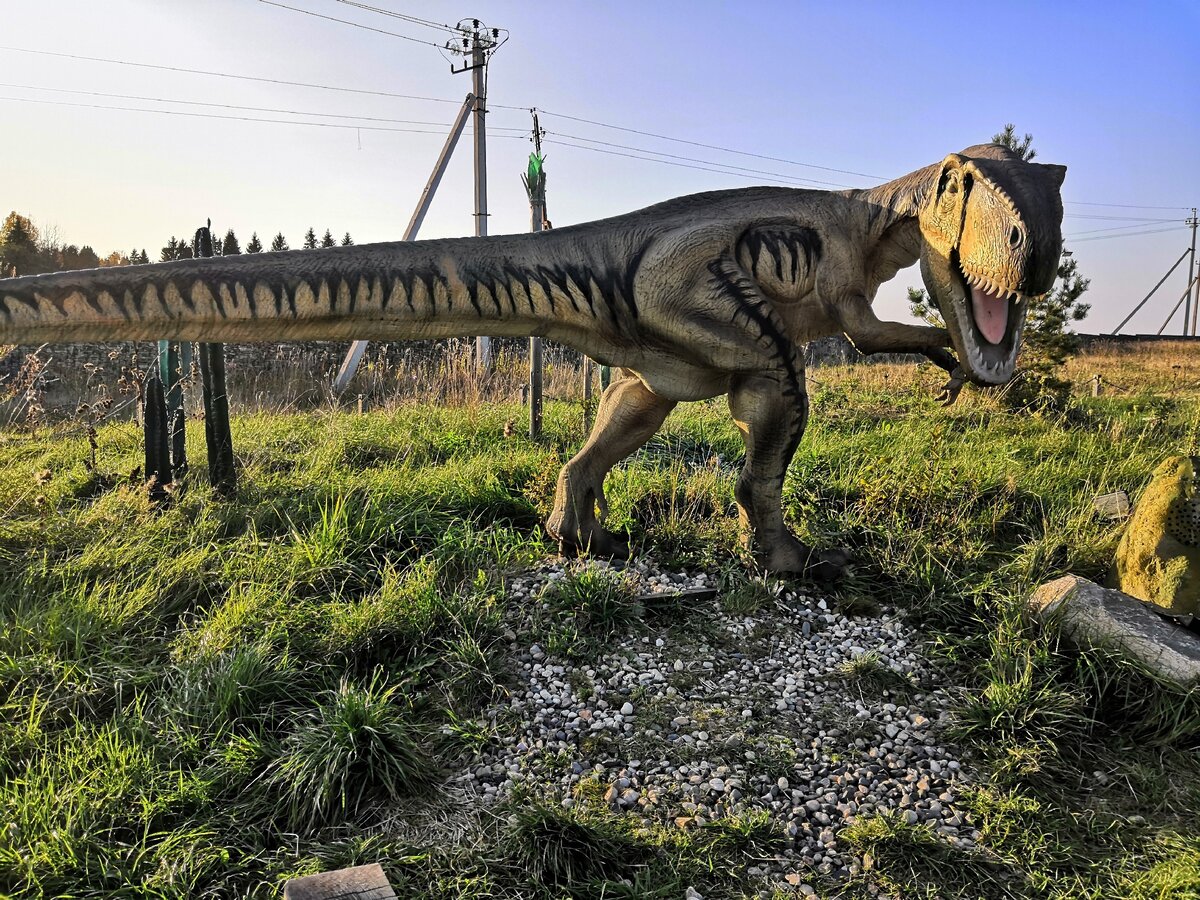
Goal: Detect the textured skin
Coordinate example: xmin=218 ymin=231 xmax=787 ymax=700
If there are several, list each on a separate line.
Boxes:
xmin=0 ymin=143 xmax=1066 ymax=576
xmin=1111 ymin=456 xmax=1200 ymax=616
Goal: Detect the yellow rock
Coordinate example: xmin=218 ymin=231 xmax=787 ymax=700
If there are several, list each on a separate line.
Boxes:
xmin=1111 ymin=455 xmax=1200 ymax=616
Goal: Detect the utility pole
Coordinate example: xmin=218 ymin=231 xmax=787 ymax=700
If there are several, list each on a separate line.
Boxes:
xmin=449 ymin=18 xmax=505 ymax=370
xmin=1188 ymin=208 xmax=1199 ymax=336
xmin=522 ymin=111 xmax=547 ymax=438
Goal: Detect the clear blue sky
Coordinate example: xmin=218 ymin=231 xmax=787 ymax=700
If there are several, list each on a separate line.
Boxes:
xmin=3 ymin=1 xmax=1198 ymax=333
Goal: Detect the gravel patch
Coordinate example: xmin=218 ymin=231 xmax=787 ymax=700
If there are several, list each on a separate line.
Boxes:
xmin=449 ymin=557 xmax=979 ymax=889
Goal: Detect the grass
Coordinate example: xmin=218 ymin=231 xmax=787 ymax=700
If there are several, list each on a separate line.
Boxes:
xmin=0 ymin=342 xmax=1198 ymax=897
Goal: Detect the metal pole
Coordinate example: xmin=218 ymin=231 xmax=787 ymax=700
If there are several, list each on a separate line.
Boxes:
xmin=1185 ymin=209 xmax=1197 ymax=336
xmin=472 ymin=39 xmax=492 ymax=371
xmin=334 ymin=93 xmax=475 ymax=394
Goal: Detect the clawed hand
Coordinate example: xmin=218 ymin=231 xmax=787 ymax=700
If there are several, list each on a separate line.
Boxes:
xmin=935 ymin=367 xmax=967 ymax=406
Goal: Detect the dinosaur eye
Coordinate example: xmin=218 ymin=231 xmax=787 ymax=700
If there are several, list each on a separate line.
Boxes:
xmin=1009 ymin=226 xmax=1023 ymax=247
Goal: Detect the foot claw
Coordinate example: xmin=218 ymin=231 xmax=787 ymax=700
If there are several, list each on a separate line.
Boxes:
xmin=935 ymin=367 xmax=967 ymax=407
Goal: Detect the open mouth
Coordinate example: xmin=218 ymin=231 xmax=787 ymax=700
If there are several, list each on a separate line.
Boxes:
xmin=950 ymin=255 xmax=1026 ymax=382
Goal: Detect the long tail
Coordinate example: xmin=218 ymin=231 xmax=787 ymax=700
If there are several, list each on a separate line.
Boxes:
xmin=0 ymin=229 xmax=640 ymax=344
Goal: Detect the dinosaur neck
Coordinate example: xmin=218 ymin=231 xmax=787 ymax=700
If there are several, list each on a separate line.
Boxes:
xmin=856 ymin=162 xmax=939 ymax=236
xmin=850 ymin=162 xmax=939 ymax=292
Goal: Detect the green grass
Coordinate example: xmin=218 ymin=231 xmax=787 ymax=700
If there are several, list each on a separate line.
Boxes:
xmin=0 ymin=369 xmax=1198 ymax=897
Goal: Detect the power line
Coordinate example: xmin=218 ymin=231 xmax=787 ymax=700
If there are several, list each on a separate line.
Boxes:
xmin=1064 ymin=200 xmax=1191 ymax=211
xmin=334 ymin=0 xmax=457 ymax=34
xmin=531 ymin=107 xmax=887 ymax=181
xmin=0 ymin=94 xmax=530 ymax=139
xmin=1063 ymin=213 xmax=1181 ymax=222
xmin=257 ymin=0 xmax=446 ymax=48
xmin=0 ymin=82 xmax=528 ymax=131
xmin=1067 ymin=221 xmax=1187 ymax=238
xmin=541 ymin=137 xmax=834 ymax=188
xmin=1069 ymin=226 xmax=1185 ymax=243
xmin=0 ymin=46 xmax=463 ymax=104
xmin=545 ymin=130 xmax=855 ymax=188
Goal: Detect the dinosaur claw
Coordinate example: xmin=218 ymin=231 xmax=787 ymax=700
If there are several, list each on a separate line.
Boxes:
xmin=935 ymin=367 xmax=967 ymax=406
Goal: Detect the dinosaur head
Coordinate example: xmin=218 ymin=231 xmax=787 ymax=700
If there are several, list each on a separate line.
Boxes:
xmin=918 ymin=144 xmax=1066 ymax=385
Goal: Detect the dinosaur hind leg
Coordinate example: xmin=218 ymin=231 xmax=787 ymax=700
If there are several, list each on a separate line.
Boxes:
xmin=547 ymin=374 xmax=676 ymax=558
xmin=728 ymin=368 xmax=849 ymax=580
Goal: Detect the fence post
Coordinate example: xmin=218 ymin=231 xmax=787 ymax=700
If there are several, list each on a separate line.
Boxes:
xmin=194 ymin=225 xmax=237 ymax=497
xmin=1091 ymin=373 xmax=1103 ymax=397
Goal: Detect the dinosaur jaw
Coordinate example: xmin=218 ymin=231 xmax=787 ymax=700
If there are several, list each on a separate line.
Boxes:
xmin=950 ymin=257 xmax=1027 ymax=385
xmin=921 ymin=251 xmax=1027 ymax=386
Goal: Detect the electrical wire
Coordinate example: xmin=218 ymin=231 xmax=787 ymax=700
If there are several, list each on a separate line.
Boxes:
xmin=0 ymin=46 xmax=464 ymax=104
xmin=0 ymin=82 xmax=529 ymax=131
xmin=544 ymin=130 xmax=856 ymax=188
xmin=1063 ymin=213 xmax=1180 ymax=222
xmin=1068 ymin=227 xmax=1184 ymax=243
xmin=1064 ymin=200 xmax=1192 ymax=210
xmin=334 ymin=1 xmax=458 ymax=34
xmin=541 ymin=137 xmax=838 ymax=188
xmin=1067 ymin=221 xmax=1187 ymax=238
xmin=531 ymin=108 xmax=886 ymax=181
xmin=258 ymin=0 xmax=447 ymax=48
xmin=0 ymin=94 xmax=530 ymax=139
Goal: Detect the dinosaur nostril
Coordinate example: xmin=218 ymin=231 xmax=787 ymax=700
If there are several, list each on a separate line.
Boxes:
xmin=1009 ymin=226 xmax=1022 ymax=248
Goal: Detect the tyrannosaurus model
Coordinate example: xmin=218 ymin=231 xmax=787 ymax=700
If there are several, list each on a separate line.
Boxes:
xmin=0 ymin=143 xmax=1065 ymax=578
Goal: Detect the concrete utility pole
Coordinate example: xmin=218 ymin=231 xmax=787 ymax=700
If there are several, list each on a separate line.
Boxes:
xmin=450 ymin=18 xmax=505 ymax=370
xmin=522 ymin=111 xmax=547 ymax=438
xmin=333 ymin=93 xmax=476 ymax=394
xmin=1188 ymin=208 xmax=1199 ymax=336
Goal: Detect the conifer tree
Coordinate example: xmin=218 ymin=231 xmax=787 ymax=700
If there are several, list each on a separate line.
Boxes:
xmin=221 ymin=229 xmax=242 ymax=256
xmin=160 ymin=237 xmax=180 ymax=262
xmin=302 ymin=227 xmax=318 ymax=250
xmin=321 ymin=228 xmax=336 ymax=248
xmin=341 ymin=232 xmax=354 ymax=246
xmin=270 ymin=233 xmax=289 ymax=252
xmin=246 ymin=232 xmax=263 ymax=254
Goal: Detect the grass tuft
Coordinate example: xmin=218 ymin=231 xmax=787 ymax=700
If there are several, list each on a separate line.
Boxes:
xmin=268 ymin=671 xmax=431 ymax=831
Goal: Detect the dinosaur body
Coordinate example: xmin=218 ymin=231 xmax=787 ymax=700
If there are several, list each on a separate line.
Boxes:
xmin=0 ymin=143 xmax=1066 ymax=576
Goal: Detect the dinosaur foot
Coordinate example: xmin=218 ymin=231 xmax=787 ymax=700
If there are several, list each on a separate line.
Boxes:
xmin=758 ymin=540 xmax=850 ymax=582
xmin=547 ymin=510 xmax=631 ymax=560
xmin=934 ymin=367 xmax=967 ymax=406
xmin=555 ymin=527 xmax=630 ymax=561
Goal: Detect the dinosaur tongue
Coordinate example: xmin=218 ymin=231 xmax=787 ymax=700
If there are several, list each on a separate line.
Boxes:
xmin=970 ymin=284 xmax=1009 ymax=345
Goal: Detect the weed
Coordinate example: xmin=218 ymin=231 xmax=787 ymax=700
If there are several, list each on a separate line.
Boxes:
xmin=268 ymin=671 xmax=431 ymax=830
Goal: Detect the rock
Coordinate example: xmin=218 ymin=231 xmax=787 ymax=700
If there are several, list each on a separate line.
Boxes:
xmin=620 ymin=702 xmax=635 ymax=716
xmin=1029 ymin=575 xmax=1200 ymax=685
xmin=685 ymin=888 xmax=704 ymax=900
xmin=1111 ymin=455 xmax=1200 ymax=615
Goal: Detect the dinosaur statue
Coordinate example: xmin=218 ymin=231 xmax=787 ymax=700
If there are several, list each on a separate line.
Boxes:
xmin=0 ymin=143 xmax=1065 ymax=578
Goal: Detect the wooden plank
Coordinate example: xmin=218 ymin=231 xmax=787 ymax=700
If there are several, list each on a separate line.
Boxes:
xmin=283 ymin=863 xmax=397 ymax=900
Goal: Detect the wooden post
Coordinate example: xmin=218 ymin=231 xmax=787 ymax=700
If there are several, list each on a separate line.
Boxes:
xmin=195 ymin=225 xmax=236 ymax=497
xmin=1092 ymin=373 xmax=1103 ymax=397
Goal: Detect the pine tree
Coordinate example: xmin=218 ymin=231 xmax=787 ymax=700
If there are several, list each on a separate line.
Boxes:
xmin=270 ymin=232 xmax=289 ymax=252
xmin=177 ymin=239 xmax=194 ymax=260
xmin=302 ymin=227 xmax=318 ymax=250
xmin=139 ymin=249 xmax=150 ymax=264
xmin=246 ymin=232 xmax=263 ymax=254
xmin=340 ymin=232 xmax=354 ymax=246
xmin=221 ymin=229 xmax=242 ymax=256
xmin=0 ymin=211 xmax=42 ymax=276
xmin=321 ymin=228 xmax=336 ymax=248
xmin=160 ymin=237 xmax=180 ymax=262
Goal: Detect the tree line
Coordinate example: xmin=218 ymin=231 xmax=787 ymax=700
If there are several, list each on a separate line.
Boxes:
xmin=158 ymin=227 xmax=355 ymax=261
xmin=0 ymin=211 xmax=356 ymax=276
